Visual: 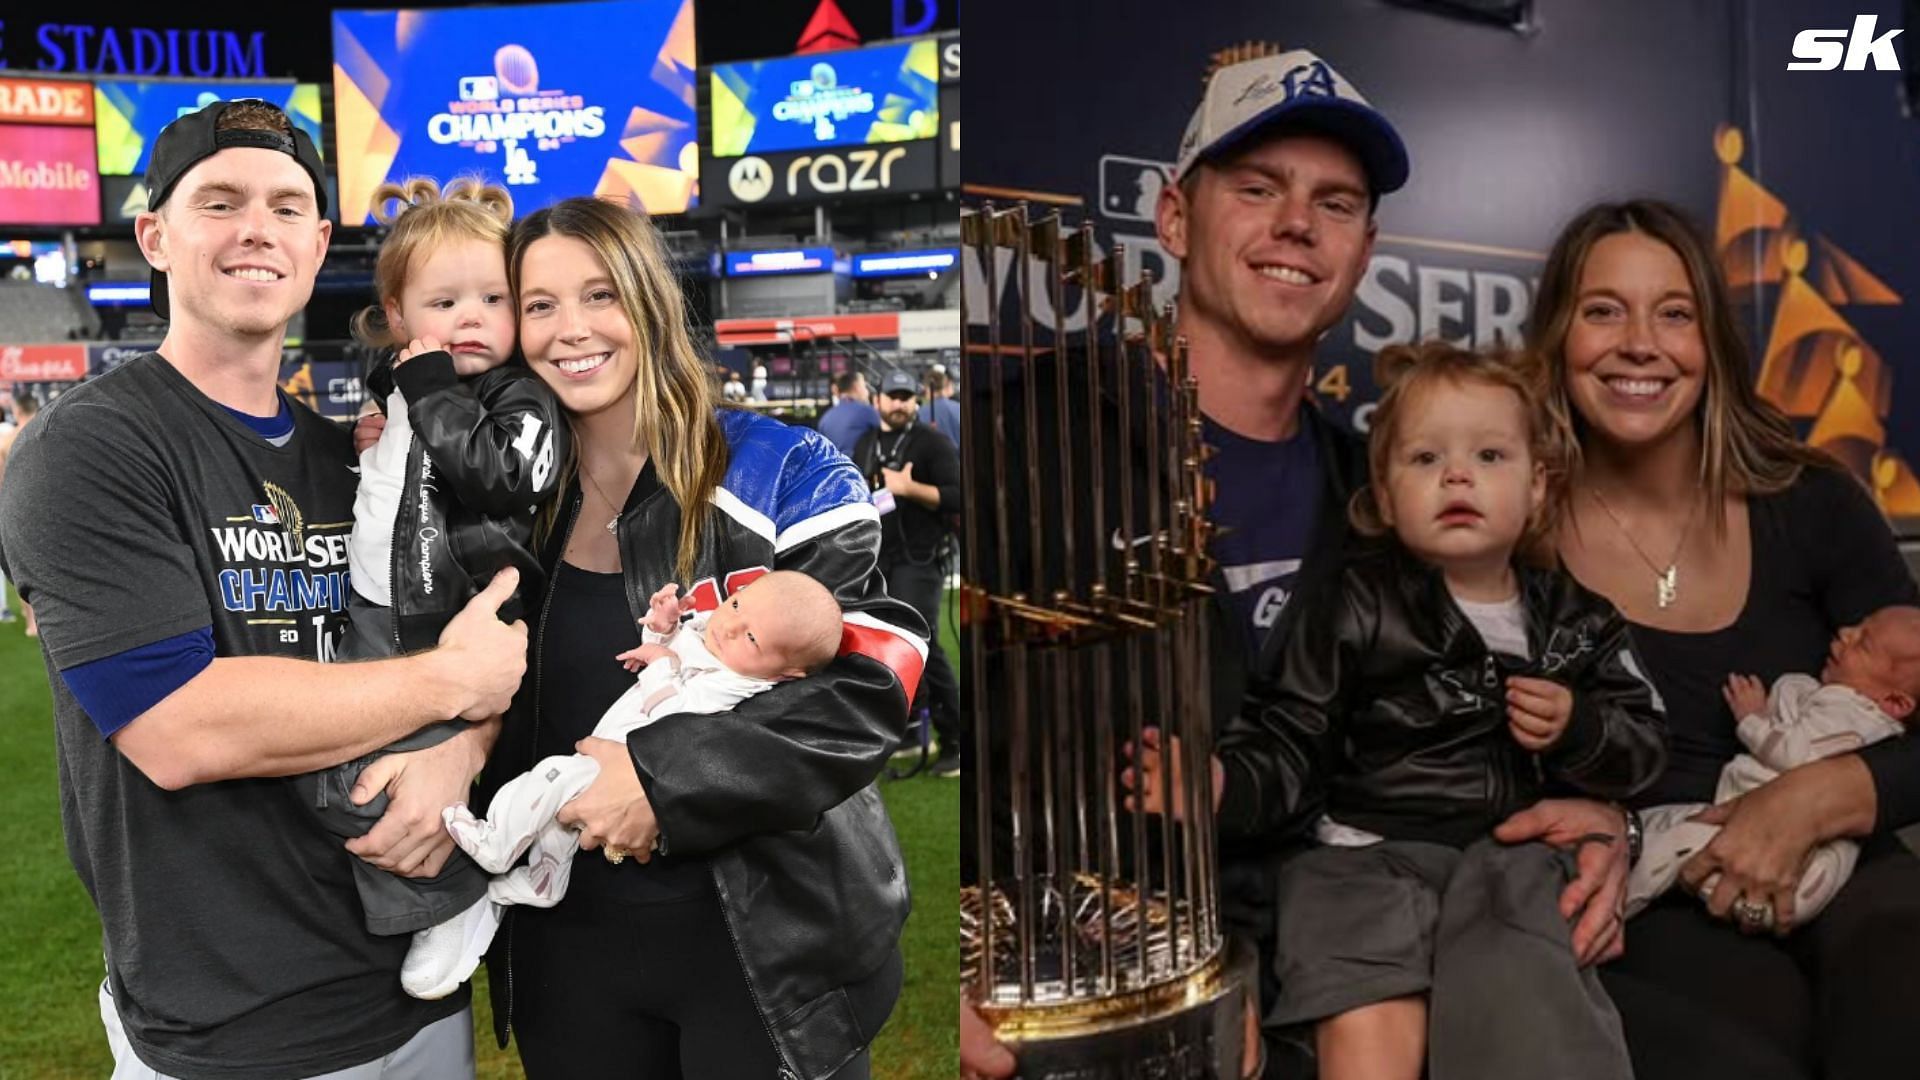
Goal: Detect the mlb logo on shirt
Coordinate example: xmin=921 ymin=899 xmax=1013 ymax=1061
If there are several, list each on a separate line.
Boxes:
xmin=251 ymin=504 xmax=280 ymax=525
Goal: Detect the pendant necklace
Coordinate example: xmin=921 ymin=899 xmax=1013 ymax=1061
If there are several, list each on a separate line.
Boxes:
xmin=580 ymin=467 xmax=624 ymax=535
xmin=1590 ymin=488 xmax=1701 ymax=610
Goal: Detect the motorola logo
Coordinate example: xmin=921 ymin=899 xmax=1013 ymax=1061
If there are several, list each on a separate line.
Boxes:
xmin=729 ymin=156 xmax=773 ymax=202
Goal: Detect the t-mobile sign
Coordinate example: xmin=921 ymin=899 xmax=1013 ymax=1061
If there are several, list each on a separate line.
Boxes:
xmin=0 ymin=124 xmax=100 ymax=226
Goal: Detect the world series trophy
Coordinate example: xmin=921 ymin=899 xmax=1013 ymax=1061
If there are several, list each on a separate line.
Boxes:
xmin=960 ymin=200 xmax=1254 ymax=1078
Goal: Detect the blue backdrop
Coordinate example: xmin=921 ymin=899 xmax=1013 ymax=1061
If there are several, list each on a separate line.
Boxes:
xmin=965 ymin=0 xmax=1920 ymax=513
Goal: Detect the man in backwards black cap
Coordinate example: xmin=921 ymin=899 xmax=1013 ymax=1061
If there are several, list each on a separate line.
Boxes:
xmin=0 ymin=99 xmax=527 ymax=1079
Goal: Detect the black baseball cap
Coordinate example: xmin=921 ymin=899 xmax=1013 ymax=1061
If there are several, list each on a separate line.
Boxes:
xmin=879 ymin=370 xmax=920 ymax=397
xmin=143 ymin=98 xmax=328 ymax=319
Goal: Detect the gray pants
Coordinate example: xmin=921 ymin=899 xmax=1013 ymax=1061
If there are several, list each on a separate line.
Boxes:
xmin=101 ymin=979 xmax=475 ymax=1080
xmin=1272 ymin=837 xmax=1632 ymax=1080
xmin=289 ymin=595 xmax=489 ymax=935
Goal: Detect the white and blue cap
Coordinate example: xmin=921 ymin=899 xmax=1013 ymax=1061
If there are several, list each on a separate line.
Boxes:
xmin=1172 ymin=49 xmax=1409 ymax=196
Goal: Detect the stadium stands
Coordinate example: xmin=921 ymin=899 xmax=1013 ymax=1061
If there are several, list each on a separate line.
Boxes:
xmin=0 ymin=282 xmax=96 ymax=342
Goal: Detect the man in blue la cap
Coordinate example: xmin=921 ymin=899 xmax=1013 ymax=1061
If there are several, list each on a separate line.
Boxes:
xmin=964 ymin=44 xmax=1411 ymax=1080
xmin=1152 ymin=44 xmax=1407 ymax=733
xmin=1148 ymin=46 xmax=1412 ymax=1079
xmin=1133 ymin=46 xmax=1639 ymax=1080
xmin=0 ymin=98 xmax=529 ymax=1079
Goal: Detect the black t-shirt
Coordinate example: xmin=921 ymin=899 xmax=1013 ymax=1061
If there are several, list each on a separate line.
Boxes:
xmin=853 ymin=420 xmax=960 ymax=565
xmin=1204 ymin=416 xmax=1322 ymax=663
xmin=534 ymin=560 xmax=711 ymax=902
xmin=0 ymin=353 xmax=463 ymax=1078
xmin=1620 ymin=465 xmax=1920 ymax=822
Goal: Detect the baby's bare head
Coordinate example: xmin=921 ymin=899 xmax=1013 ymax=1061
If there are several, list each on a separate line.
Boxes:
xmin=1824 ymin=605 xmax=1920 ymax=723
xmin=705 ymin=571 xmax=842 ymax=681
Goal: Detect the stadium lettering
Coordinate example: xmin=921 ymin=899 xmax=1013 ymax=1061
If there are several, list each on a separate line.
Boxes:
xmin=894 ymin=0 xmax=939 ymax=36
xmin=787 ymin=147 xmax=906 ymax=196
xmin=0 ymin=159 xmax=91 ymax=191
xmin=31 ymin=24 xmax=265 ymax=77
xmin=427 ymin=107 xmax=606 ymax=145
xmin=0 ymin=80 xmax=91 ymax=123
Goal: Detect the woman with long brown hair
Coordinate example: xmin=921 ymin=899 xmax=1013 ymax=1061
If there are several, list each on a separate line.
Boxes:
xmin=472 ymin=196 xmax=928 ymax=1078
xmin=1512 ymin=199 xmax=1920 ymax=1080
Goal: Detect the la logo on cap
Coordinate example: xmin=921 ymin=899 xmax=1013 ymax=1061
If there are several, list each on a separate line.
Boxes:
xmin=1229 ymin=58 xmax=1338 ymax=110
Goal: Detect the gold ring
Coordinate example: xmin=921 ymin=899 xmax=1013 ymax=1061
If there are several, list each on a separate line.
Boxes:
xmin=603 ymin=846 xmax=628 ymax=865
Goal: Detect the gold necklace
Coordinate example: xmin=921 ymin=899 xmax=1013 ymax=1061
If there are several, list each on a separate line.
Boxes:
xmin=1590 ymin=488 xmax=1701 ymax=610
xmin=579 ymin=466 xmax=624 ymax=535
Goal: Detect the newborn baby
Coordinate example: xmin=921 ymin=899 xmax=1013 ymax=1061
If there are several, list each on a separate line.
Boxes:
xmin=605 ymin=570 xmax=844 ymax=726
xmin=1626 ymin=605 xmax=1920 ymax=927
xmin=404 ymin=570 xmax=843 ymax=998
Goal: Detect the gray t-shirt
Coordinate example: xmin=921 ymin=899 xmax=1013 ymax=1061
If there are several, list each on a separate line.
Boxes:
xmin=0 ymin=353 xmax=464 ymax=1078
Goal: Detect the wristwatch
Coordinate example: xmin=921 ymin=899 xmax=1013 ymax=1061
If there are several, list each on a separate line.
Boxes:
xmin=1619 ymin=804 xmax=1644 ymax=867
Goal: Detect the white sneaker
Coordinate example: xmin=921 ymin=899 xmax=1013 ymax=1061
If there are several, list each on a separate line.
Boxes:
xmin=400 ymin=896 xmax=502 ymax=1000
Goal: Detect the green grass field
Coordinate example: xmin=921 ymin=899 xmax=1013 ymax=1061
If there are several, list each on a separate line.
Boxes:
xmin=0 ymin=586 xmax=958 ymax=1078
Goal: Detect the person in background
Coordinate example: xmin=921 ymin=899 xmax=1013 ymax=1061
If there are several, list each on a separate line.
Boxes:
xmin=818 ymin=370 xmax=880 ymax=457
xmin=920 ymin=368 xmax=961 ymax=446
xmin=855 ymin=369 xmax=963 ymax=777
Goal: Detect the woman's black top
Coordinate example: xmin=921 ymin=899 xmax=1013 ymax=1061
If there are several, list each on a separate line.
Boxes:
xmin=535 ymin=559 xmax=712 ymax=902
xmin=1615 ymin=465 xmax=1920 ymax=827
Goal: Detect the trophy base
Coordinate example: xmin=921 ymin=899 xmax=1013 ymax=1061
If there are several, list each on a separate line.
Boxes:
xmin=984 ymin=938 xmax=1256 ymax=1080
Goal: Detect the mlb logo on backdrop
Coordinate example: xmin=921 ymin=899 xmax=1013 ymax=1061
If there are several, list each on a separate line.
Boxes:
xmin=1788 ymin=14 xmax=1904 ymax=70
xmin=459 ymin=76 xmax=499 ymax=102
xmin=251 ymin=504 xmax=280 ymax=525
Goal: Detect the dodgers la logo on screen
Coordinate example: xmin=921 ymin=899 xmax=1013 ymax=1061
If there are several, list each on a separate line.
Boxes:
xmin=428 ymin=46 xmax=607 ymax=187
xmin=774 ymin=61 xmax=876 ymax=143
